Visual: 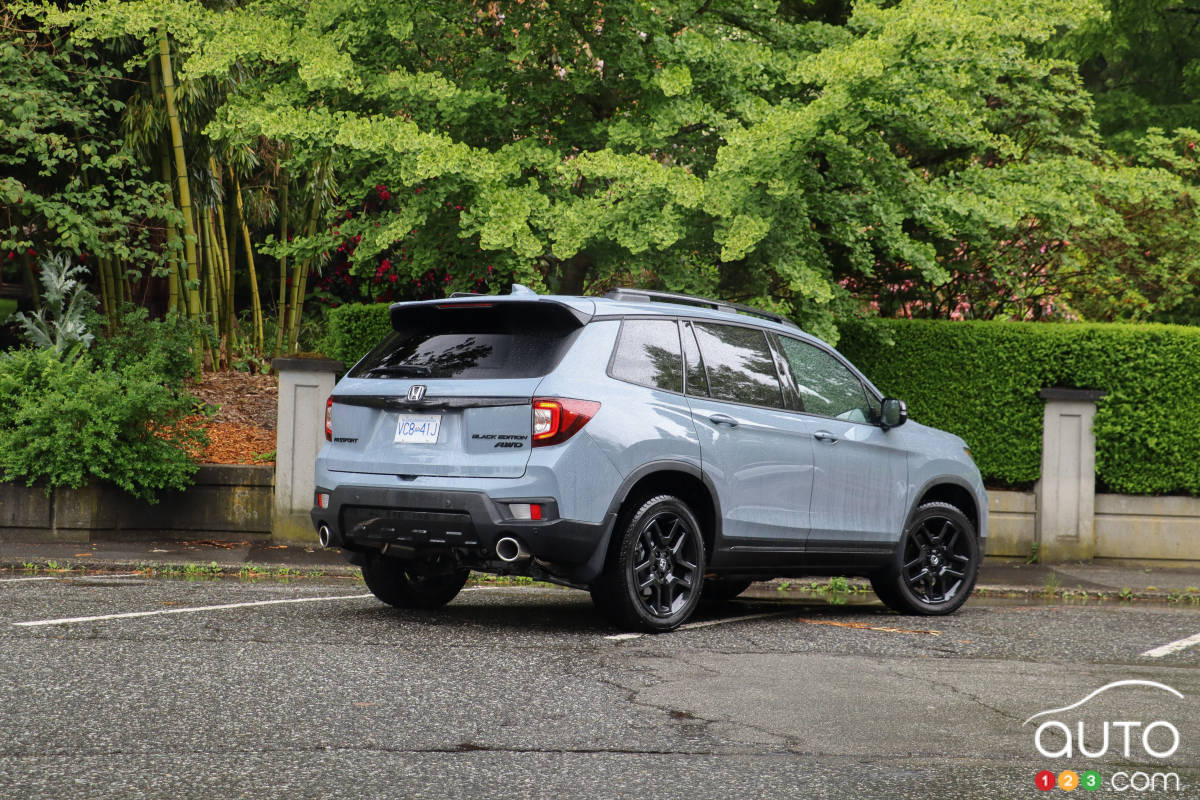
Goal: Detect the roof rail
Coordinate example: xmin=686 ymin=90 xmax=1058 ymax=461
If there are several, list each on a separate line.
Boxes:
xmin=603 ymin=287 xmax=799 ymax=329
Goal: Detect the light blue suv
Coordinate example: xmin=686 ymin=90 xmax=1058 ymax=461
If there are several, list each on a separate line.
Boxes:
xmin=312 ymin=286 xmax=987 ymax=631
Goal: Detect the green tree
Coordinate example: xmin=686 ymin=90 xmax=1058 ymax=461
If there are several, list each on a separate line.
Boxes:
xmin=47 ymin=0 xmax=1200 ymax=340
xmin=0 ymin=8 xmax=178 ymax=318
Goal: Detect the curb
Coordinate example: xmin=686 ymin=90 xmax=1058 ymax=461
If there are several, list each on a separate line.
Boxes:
xmin=5 ymin=558 xmax=1198 ymax=604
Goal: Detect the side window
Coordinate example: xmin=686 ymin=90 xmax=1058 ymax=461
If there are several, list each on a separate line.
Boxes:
xmin=610 ymin=319 xmax=684 ymax=393
xmin=681 ymin=322 xmax=709 ymax=397
xmin=693 ymin=323 xmax=785 ymax=409
xmin=779 ymin=337 xmax=874 ymax=423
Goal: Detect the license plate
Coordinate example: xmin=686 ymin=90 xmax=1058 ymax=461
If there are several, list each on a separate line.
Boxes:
xmin=394 ymin=414 xmax=441 ymax=444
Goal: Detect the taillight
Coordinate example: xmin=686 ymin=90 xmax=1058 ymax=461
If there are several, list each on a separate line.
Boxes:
xmin=531 ymin=398 xmax=600 ymax=447
xmin=325 ymin=396 xmax=333 ymax=441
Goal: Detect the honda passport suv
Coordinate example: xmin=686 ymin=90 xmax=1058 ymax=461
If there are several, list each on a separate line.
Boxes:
xmin=312 ymin=286 xmax=987 ymax=632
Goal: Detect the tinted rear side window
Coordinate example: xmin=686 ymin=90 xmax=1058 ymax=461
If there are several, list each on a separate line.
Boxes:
xmin=349 ymin=303 xmax=582 ymax=379
xmin=610 ymin=319 xmax=683 ymax=393
xmin=693 ymin=323 xmax=784 ymax=408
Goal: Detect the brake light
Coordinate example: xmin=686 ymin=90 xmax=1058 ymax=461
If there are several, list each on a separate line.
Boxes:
xmin=532 ymin=398 xmax=600 ymax=447
xmin=325 ymin=396 xmax=333 ymax=441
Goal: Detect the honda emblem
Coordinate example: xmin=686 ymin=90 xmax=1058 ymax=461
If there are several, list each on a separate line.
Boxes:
xmin=408 ymin=385 xmax=427 ymax=401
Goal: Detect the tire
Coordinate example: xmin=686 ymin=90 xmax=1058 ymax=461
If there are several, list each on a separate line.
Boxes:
xmin=361 ymin=554 xmax=471 ymax=610
xmin=871 ymin=501 xmax=980 ymax=616
xmin=702 ymin=577 xmax=754 ymax=605
xmin=590 ymin=494 xmax=706 ymax=633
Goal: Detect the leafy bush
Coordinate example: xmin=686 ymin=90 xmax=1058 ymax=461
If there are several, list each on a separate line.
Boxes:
xmin=325 ymin=303 xmax=392 ymax=367
xmin=89 ymin=304 xmax=213 ymax=388
xmin=837 ymin=319 xmax=1200 ymax=495
xmin=0 ymin=348 xmax=206 ymax=502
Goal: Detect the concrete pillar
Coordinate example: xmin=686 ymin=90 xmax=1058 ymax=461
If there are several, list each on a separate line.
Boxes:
xmin=1036 ymin=388 xmax=1104 ymax=562
xmin=272 ymin=357 xmax=342 ymax=544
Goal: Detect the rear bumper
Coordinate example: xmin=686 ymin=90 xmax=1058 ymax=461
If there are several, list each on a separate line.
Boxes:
xmin=310 ymin=485 xmax=609 ymax=568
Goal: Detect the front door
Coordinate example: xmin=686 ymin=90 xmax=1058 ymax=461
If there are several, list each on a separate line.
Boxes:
xmin=776 ymin=336 xmax=908 ymax=555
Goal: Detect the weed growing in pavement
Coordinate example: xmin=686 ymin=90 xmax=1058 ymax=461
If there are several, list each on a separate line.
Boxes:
xmin=306 ymin=569 xmax=325 ymax=578
xmin=21 ymin=562 xmax=38 ymax=573
xmin=1118 ymin=587 xmax=1135 ymax=601
xmin=181 ymin=561 xmax=222 ymax=579
xmin=1026 ymin=543 xmax=1040 ymax=564
xmin=776 ymin=580 xmax=792 ymax=592
xmin=1042 ymin=572 xmax=1061 ymax=596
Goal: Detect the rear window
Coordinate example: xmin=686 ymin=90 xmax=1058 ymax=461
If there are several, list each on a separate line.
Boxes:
xmin=693 ymin=322 xmax=785 ymax=409
xmin=610 ymin=319 xmax=683 ymax=393
xmin=349 ymin=303 xmax=583 ymax=379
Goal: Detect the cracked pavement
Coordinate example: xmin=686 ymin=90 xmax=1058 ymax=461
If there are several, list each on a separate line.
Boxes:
xmin=1 ymin=577 xmax=1197 ymax=798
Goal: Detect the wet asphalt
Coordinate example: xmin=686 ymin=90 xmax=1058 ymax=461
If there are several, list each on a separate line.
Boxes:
xmin=0 ymin=574 xmax=1197 ymax=799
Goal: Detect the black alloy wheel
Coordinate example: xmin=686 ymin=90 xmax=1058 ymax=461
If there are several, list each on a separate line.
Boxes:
xmin=871 ymin=501 xmax=979 ymax=616
xmin=591 ymin=494 xmax=706 ymax=632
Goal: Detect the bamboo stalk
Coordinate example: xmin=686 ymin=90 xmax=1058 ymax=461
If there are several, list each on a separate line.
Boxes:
xmin=96 ymin=255 xmax=113 ymax=323
xmin=149 ymin=63 xmax=180 ymax=315
xmin=204 ymin=209 xmax=224 ymax=346
xmin=210 ymin=156 xmax=236 ymax=345
xmin=158 ymin=32 xmax=201 ymax=320
xmin=286 ymin=188 xmax=321 ymax=352
xmin=275 ymin=175 xmax=288 ymax=357
xmin=232 ymin=168 xmax=264 ymax=352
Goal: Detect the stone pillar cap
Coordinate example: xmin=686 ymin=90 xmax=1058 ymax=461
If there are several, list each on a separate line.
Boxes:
xmin=272 ymin=356 xmax=344 ymax=374
xmin=1037 ymin=388 xmax=1105 ymax=402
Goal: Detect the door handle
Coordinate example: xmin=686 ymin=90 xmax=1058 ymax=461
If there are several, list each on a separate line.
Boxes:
xmin=814 ymin=430 xmax=838 ymax=443
xmin=708 ymin=413 xmax=739 ymax=427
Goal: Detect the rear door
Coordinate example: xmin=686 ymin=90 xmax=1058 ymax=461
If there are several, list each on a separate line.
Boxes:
xmin=323 ymin=300 xmax=585 ymax=478
xmin=684 ymin=321 xmax=816 ymax=549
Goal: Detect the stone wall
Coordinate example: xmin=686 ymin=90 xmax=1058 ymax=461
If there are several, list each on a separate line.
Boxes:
xmin=0 ymin=465 xmax=273 ymax=543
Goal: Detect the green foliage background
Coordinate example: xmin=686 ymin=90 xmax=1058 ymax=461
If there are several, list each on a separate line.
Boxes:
xmin=19 ymin=0 xmax=1197 ymax=340
xmin=838 ymin=319 xmax=1200 ymax=495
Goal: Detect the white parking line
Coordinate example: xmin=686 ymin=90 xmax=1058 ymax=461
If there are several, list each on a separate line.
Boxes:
xmin=1142 ymin=631 xmax=1200 ymax=658
xmin=12 ymin=593 xmax=374 ymax=628
xmin=0 ymin=577 xmax=58 ymax=583
xmin=604 ymin=611 xmax=787 ymax=641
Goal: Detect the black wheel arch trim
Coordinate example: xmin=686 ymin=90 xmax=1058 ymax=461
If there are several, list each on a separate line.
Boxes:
xmin=603 ymin=459 xmax=724 ymax=543
xmin=904 ymin=475 xmax=985 ymax=539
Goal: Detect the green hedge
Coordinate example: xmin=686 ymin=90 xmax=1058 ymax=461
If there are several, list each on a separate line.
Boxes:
xmin=836 ymin=319 xmax=1200 ymax=496
xmin=325 ymin=303 xmax=393 ymax=368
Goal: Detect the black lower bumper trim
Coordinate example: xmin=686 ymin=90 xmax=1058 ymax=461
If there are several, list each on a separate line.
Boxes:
xmin=310 ymin=486 xmax=607 ymax=568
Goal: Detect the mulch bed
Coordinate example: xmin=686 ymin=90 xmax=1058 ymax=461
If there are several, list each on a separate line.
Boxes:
xmin=189 ymin=371 xmax=279 ymax=465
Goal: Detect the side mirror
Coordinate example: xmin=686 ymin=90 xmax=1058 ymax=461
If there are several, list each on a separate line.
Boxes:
xmin=881 ymin=397 xmax=907 ymax=430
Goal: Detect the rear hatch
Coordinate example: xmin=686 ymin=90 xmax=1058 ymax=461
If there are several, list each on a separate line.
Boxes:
xmin=324 ymin=299 xmax=589 ymax=478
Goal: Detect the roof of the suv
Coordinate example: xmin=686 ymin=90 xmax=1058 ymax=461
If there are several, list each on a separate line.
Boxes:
xmin=420 ymin=285 xmax=815 ymax=341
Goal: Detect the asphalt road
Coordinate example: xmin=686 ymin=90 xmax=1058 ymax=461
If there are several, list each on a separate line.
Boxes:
xmin=0 ymin=575 xmax=1197 ymax=799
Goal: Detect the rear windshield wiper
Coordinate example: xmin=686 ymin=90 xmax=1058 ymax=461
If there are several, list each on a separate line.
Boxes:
xmin=366 ymin=364 xmax=432 ymax=377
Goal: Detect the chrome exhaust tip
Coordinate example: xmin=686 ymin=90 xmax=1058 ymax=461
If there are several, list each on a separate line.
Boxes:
xmin=317 ymin=525 xmax=333 ymax=548
xmin=495 ymin=536 xmax=529 ymax=563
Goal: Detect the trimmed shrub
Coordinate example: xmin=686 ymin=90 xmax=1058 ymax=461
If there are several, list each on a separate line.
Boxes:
xmin=325 ymin=303 xmax=392 ymax=368
xmin=837 ymin=319 xmax=1200 ymax=495
xmin=0 ymin=348 xmax=205 ymax=502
